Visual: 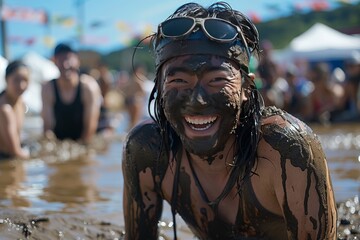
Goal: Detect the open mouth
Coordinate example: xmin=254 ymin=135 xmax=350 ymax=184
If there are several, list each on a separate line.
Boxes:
xmin=184 ymin=115 xmax=218 ymax=131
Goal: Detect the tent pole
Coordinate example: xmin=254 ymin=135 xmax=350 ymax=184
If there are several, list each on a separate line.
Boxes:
xmin=0 ymin=0 xmax=9 ymax=59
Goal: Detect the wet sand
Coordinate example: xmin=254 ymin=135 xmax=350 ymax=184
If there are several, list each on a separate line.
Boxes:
xmin=0 ymin=199 xmax=359 ymax=239
xmin=0 ymin=208 xmax=125 ymax=239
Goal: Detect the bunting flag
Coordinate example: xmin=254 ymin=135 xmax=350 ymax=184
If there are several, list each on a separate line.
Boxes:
xmin=334 ymin=0 xmax=351 ymax=4
xmin=116 ymin=20 xmax=155 ymax=42
xmin=292 ymin=0 xmax=330 ymax=12
xmin=1 ymin=6 xmax=47 ymax=24
xmin=116 ymin=21 xmax=131 ymax=32
xmin=43 ymin=36 xmax=55 ymax=48
xmin=142 ymin=23 xmax=154 ymax=36
xmin=248 ymin=11 xmax=262 ymax=23
xmin=310 ymin=0 xmax=330 ymax=11
xmin=8 ymin=36 xmax=37 ymax=45
xmin=265 ymin=3 xmax=282 ymax=12
xmin=90 ymin=21 xmax=105 ymax=29
xmin=82 ymin=35 xmax=109 ymax=45
xmin=51 ymin=15 xmax=76 ymax=28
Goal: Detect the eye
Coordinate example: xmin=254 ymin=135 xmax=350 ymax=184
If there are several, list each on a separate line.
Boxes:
xmin=168 ymin=78 xmax=187 ymax=84
xmin=211 ymin=77 xmax=227 ymax=82
xmin=208 ymin=77 xmax=228 ymax=87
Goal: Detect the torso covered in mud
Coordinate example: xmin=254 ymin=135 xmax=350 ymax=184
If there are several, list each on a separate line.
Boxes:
xmin=122 ymin=106 xmax=337 ymax=240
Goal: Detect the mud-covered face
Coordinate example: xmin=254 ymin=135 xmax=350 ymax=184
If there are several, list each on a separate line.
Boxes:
xmin=161 ymin=55 xmax=244 ymax=158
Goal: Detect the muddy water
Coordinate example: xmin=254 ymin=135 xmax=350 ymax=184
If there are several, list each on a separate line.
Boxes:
xmin=0 ymin=116 xmax=359 ymax=239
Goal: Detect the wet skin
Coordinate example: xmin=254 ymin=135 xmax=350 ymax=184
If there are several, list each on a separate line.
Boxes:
xmin=122 ymin=56 xmax=337 ymax=239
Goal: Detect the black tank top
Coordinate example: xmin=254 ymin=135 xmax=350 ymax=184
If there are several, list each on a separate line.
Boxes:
xmin=52 ymin=79 xmax=84 ymax=140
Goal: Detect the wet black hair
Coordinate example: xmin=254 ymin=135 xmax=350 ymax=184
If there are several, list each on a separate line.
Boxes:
xmin=5 ymin=60 xmax=28 ymax=79
xmin=54 ymin=43 xmax=77 ymax=56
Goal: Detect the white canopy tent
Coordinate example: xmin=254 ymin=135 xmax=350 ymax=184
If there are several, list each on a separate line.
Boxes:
xmin=0 ymin=55 xmax=8 ymax=92
xmin=279 ymin=23 xmax=360 ymax=62
xmin=21 ymin=51 xmax=60 ymax=114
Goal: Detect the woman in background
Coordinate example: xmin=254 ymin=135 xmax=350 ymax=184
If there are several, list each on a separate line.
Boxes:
xmin=0 ymin=60 xmax=30 ymax=159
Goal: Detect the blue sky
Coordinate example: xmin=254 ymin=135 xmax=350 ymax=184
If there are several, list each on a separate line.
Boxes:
xmin=0 ymin=0 xmax=354 ymax=60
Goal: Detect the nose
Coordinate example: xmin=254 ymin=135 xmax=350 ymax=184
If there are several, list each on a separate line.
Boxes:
xmin=189 ymin=84 xmax=208 ymax=106
xmin=62 ymin=60 xmax=70 ymax=69
xmin=19 ymin=79 xmax=28 ymax=91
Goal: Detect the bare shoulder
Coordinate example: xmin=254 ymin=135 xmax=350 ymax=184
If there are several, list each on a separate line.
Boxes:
xmin=0 ymin=103 xmax=13 ymax=116
xmin=258 ymin=106 xmax=324 ymax=167
xmin=80 ymin=74 xmax=100 ymax=92
xmin=123 ymin=120 xmax=168 ymax=178
xmin=0 ymin=103 xmax=16 ymax=124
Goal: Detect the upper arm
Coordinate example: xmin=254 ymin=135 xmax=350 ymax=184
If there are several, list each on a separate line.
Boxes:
xmin=261 ymin=114 xmax=337 ymax=239
xmin=0 ymin=106 xmax=27 ymax=158
xmin=122 ymin=122 xmax=164 ymax=240
xmin=41 ymin=82 xmax=54 ymax=132
xmin=80 ymin=75 xmax=101 ymax=142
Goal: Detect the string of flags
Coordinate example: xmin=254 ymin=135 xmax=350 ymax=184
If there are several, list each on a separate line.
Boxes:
xmin=0 ymin=0 xmax=357 ymax=48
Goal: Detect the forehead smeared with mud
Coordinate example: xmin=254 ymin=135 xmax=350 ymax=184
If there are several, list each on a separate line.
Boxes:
xmin=162 ymin=55 xmax=241 ymax=80
xmin=154 ymin=30 xmax=249 ymax=73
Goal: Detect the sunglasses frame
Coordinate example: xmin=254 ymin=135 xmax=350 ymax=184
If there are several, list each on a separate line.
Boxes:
xmin=158 ymin=16 xmax=250 ymax=59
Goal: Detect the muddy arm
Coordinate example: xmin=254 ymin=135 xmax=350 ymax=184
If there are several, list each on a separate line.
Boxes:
xmin=261 ymin=113 xmax=337 ymax=239
xmin=122 ymin=122 xmax=164 ymax=240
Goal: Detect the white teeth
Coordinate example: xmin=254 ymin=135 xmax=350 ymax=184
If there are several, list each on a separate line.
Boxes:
xmin=189 ymin=124 xmax=212 ymax=131
xmin=184 ymin=116 xmax=217 ymax=125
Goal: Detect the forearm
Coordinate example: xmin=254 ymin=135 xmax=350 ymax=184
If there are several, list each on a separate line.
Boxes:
xmin=123 ymin=188 xmax=160 ymax=240
xmin=81 ymin=119 xmax=98 ymax=144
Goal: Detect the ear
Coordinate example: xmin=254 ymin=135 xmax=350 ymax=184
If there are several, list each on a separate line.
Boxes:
xmin=241 ymin=72 xmax=256 ymax=102
xmin=241 ymin=88 xmax=248 ymax=102
xmin=248 ymin=72 xmax=256 ymax=81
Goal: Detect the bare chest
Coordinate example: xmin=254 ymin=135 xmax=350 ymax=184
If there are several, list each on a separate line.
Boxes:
xmin=160 ymin=158 xmax=286 ymax=239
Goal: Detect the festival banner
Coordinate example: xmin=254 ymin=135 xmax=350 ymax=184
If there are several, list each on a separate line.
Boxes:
xmin=1 ymin=6 xmax=47 ymax=24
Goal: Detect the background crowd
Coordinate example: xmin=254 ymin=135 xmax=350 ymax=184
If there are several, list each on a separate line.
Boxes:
xmin=254 ymin=40 xmax=360 ymax=125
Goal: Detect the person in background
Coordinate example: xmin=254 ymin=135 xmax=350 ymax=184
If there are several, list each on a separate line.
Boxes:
xmin=90 ymin=62 xmax=115 ymax=134
xmin=94 ymin=62 xmax=112 ymax=107
xmin=41 ymin=43 xmax=102 ymax=144
xmin=305 ymin=62 xmax=345 ymax=123
xmin=283 ymin=64 xmax=313 ymax=120
xmin=122 ymin=2 xmax=337 ymax=239
xmin=335 ymin=51 xmax=360 ymax=122
xmin=0 ymin=60 xmax=30 ymax=159
xmin=118 ymin=64 xmax=146 ymax=130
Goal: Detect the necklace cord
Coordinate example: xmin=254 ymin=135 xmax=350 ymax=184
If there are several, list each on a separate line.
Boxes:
xmin=185 ymin=151 xmax=241 ymax=213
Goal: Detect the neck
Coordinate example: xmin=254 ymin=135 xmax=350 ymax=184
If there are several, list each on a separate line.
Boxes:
xmin=59 ymin=74 xmax=79 ymax=88
xmin=186 ymin=135 xmax=236 ymax=175
xmin=4 ymin=91 xmax=20 ymax=106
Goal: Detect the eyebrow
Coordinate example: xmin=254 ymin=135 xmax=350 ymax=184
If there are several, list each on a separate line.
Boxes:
xmin=165 ymin=66 xmax=193 ymax=76
xmin=166 ymin=65 xmax=232 ymax=76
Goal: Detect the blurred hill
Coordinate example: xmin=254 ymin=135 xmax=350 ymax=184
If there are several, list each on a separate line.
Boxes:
xmin=256 ymin=2 xmax=360 ymax=49
xmin=80 ymin=2 xmax=360 ymax=73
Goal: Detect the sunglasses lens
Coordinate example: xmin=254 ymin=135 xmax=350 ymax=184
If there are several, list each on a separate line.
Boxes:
xmin=161 ymin=18 xmax=194 ymax=37
xmin=204 ymin=19 xmax=238 ymax=40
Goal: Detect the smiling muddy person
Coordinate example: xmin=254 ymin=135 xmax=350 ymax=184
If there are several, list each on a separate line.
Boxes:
xmin=122 ymin=2 xmax=337 ymax=240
